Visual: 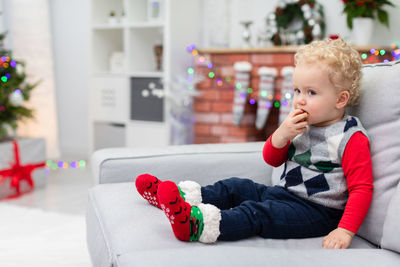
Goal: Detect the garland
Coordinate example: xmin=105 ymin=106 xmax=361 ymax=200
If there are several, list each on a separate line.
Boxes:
xmin=266 ymin=0 xmax=325 ymax=46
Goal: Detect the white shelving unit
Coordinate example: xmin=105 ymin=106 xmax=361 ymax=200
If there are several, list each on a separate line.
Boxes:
xmin=89 ymin=0 xmax=201 ymax=152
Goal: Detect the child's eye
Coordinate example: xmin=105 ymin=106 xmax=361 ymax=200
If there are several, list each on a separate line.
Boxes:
xmin=293 ymin=88 xmax=300 ymax=94
xmin=308 ymin=90 xmax=316 ymax=95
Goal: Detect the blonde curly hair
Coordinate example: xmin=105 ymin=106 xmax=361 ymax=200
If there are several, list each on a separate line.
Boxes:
xmin=294 ymin=38 xmax=362 ymax=106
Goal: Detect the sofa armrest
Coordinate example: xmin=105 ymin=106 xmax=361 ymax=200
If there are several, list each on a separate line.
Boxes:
xmin=91 ymin=142 xmax=273 ymax=186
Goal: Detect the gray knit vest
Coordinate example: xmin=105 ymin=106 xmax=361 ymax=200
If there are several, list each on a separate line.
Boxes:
xmin=277 ymin=115 xmax=368 ymax=210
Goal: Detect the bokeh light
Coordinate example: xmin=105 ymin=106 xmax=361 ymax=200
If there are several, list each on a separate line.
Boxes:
xmin=361 ymin=53 xmax=367 ymax=60
xmin=45 ymin=159 xmax=87 ymax=171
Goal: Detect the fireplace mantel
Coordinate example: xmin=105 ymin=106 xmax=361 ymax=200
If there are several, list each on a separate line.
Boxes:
xmin=199 ymin=45 xmax=389 ymax=54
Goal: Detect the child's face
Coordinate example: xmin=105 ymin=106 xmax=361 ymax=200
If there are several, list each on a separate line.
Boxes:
xmin=292 ymin=63 xmax=346 ymax=127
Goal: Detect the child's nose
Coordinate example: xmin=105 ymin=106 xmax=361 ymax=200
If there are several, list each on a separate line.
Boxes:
xmin=295 ymin=95 xmax=306 ymax=107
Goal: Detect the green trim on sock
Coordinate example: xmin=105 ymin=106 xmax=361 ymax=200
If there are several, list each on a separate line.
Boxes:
xmin=189 ymin=206 xmax=204 ymax=241
xmin=178 ymin=186 xmax=186 ymax=201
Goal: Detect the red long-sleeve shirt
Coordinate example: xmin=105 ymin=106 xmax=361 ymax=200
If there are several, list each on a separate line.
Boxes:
xmin=262 ymin=132 xmax=373 ymax=233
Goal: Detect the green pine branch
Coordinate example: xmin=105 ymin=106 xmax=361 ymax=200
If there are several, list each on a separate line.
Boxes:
xmin=0 ymin=32 xmax=39 ymax=138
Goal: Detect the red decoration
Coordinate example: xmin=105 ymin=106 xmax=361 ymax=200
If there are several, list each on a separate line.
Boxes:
xmin=0 ymin=140 xmax=45 ymax=199
xmin=329 ymin=34 xmax=339 ymax=40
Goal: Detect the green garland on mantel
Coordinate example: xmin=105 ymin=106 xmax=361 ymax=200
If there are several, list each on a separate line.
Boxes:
xmin=267 ymin=0 xmax=325 ymax=46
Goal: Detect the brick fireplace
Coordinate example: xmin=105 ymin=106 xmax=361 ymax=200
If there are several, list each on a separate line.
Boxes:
xmin=193 ymin=46 xmax=391 ymax=144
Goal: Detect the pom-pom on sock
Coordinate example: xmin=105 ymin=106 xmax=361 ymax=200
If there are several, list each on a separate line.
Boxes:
xmin=135 ymin=174 xmax=163 ymax=208
xmin=158 ymin=181 xmax=204 ymax=242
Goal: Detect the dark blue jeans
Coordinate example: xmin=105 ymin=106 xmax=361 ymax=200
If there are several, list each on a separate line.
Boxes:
xmin=201 ymin=177 xmax=343 ymax=241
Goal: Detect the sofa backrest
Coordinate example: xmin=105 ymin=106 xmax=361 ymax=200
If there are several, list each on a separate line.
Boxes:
xmin=347 ymin=60 xmax=400 ymax=246
xmin=271 ymin=60 xmax=400 ymax=247
xmin=381 ymin=180 xmax=400 ymax=252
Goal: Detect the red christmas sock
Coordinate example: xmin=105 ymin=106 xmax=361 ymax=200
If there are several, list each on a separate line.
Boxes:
xmin=158 ymin=181 xmax=204 ymax=242
xmin=135 ymin=174 xmax=163 ymax=208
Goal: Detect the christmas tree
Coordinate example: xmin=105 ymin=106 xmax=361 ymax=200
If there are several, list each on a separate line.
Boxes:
xmin=0 ymin=32 xmax=38 ymax=140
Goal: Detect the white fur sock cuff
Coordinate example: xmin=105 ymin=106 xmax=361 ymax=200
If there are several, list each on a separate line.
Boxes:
xmin=178 ymin=181 xmax=202 ymax=206
xmin=258 ymin=66 xmax=278 ymax=77
xmin=233 ymin=61 xmax=252 ymax=72
xmin=198 ymin=203 xmax=221 ymax=243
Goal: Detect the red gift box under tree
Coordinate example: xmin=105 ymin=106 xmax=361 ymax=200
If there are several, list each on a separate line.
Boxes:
xmin=0 ymin=140 xmax=45 ymax=199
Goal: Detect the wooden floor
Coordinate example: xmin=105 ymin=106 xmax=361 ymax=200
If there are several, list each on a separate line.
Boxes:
xmin=5 ymin=165 xmax=93 ymax=215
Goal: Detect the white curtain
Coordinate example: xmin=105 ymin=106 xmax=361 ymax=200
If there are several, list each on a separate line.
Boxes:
xmin=9 ymin=0 xmax=60 ymax=158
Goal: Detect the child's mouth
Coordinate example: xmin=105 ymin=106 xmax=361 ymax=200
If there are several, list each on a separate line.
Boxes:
xmin=300 ymin=109 xmax=308 ymax=122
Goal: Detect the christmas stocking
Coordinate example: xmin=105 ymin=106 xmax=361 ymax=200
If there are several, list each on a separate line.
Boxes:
xmin=135 ymin=174 xmax=202 ymax=209
xmin=279 ymin=66 xmax=295 ymax=125
xmin=255 ymin=67 xmax=277 ymax=130
xmin=157 ymin=180 xmax=221 ymax=243
xmin=233 ymin=61 xmax=252 ymax=125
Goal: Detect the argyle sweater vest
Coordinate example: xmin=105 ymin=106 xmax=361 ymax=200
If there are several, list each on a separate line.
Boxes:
xmin=277 ymin=115 xmax=368 ymax=210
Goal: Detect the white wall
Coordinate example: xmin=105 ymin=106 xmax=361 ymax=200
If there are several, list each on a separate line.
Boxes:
xmin=49 ymin=0 xmax=90 ymax=159
xmin=2 ymin=0 xmax=60 ymax=158
xmin=203 ymin=0 xmax=400 ymax=47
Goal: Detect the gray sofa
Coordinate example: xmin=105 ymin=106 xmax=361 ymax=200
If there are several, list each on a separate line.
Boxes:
xmin=86 ymin=60 xmax=400 ymax=267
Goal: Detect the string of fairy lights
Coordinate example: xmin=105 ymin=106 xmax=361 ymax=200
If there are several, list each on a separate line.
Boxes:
xmin=44 ymin=160 xmax=87 ymax=173
xmin=186 ymin=42 xmax=400 ymax=108
xmin=1 ymin=56 xmax=18 ymax=112
xmin=361 ymin=43 xmax=400 ymax=64
xmin=186 ymin=44 xmax=276 ymax=107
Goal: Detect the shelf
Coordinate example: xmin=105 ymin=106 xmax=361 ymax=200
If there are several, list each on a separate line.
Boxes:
xmin=91 ymin=0 xmax=124 ymax=25
xmin=91 ymin=29 xmax=124 ymax=73
xmin=128 ymin=27 xmax=163 ymax=73
xmin=89 ymin=0 xmax=202 ymax=151
xmin=92 ymin=71 xmax=163 ymax=78
xmin=92 ymin=24 xmax=126 ymax=30
xmin=129 ymin=71 xmax=164 ymax=78
xmin=92 ymin=22 xmax=164 ymax=30
xmin=129 ymin=120 xmax=165 ymax=125
xmin=128 ymin=22 xmax=164 ymax=29
xmin=92 ymin=71 xmax=129 ymax=77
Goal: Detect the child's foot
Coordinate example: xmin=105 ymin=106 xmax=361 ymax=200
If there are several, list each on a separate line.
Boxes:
xmin=158 ymin=181 xmax=204 ymax=241
xmin=135 ymin=174 xmax=203 ymax=209
xmin=135 ymin=174 xmax=162 ymax=208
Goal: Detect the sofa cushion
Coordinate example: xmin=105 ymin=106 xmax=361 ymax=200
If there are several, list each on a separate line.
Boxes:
xmin=86 ymin=182 xmax=377 ymax=267
xmin=382 ymin=180 xmax=400 ymax=253
xmin=117 ymin=248 xmax=400 ymax=267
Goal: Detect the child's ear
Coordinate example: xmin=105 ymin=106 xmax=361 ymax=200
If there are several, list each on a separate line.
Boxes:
xmin=336 ymin=91 xmax=350 ymax=109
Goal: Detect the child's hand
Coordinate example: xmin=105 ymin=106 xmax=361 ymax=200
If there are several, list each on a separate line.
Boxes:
xmin=322 ymin=227 xmax=355 ymax=249
xmin=271 ymin=109 xmax=308 ymax=148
